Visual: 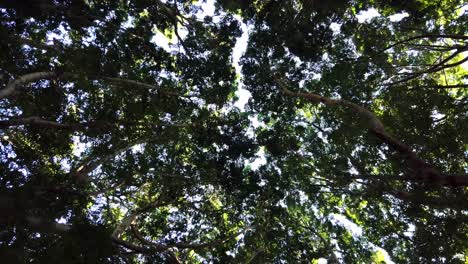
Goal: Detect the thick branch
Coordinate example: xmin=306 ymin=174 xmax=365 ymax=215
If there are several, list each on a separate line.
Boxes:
xmin=274 ymin=75 xmax=468 ymax=186
xmin=0 ymin=116 xmax=72 ymax=129
xmin=116 ymin=209 xmax=248 ymax=257
xmin=274 ymin=74 xmax=385 ymax=132
xmin=0 ymin=117 xmax=114 ymax=130
xmin=0 ymin=72 xmax=57 ymax=99
xmin=0 ymin=71 xmax=181 ymax=99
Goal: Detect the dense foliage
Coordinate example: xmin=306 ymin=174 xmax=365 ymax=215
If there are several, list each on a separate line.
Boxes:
xmin=0 ymin=0 xmax=467 ymax=263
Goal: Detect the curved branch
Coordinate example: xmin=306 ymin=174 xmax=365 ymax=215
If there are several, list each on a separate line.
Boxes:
xmin=112 ymin=201 xmax=175 ymax=254
xmin=0 ymin=71 xmax=182 ymax=99
xmin=116 ymin=210 xmax=250 ymax=257
xmin=0 ymin=72 xmax=57 ymax=99
xmin=274 ymin=74 xmax=385 ymax=132
xmin=71 ymin=137 xmax=150 ymax=184
xmin=70 ymin=123 xmax=194 ymax=183
xmin=126 ymin=223 xmax=248 ymax=254
xmin=274 ymin=74 xmax=468 ymax=187
xmin=112 ymin=200 xmax=172 ymax=239
xmin=378 ymin=34 xmax=468 ymax=54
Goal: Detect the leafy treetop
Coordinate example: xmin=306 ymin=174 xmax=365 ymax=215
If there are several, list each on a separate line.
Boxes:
xmin=0 ymin=0 xmax=467 ymax=263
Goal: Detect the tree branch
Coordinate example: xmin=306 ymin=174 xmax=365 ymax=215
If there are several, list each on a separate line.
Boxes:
xmin=0 ymin=72 xmax=57 ymax=99
xmin=416 ymin=83 xmax=468 ymax=89
xmin=0 ymin=117 xmax=114 ymax=130
xmin=274 ymin=74 xmax=468 ymax=187
xmin=0 ymin=71 xmax=182 ymax=99
xmin=102 ymin=77 xmax=181 ymax=96
xmin=111 ymin=201 xmax=246 ymax=257
xmin=70 ymin=123 xmax=193 ymax=183
xmin=168 ymin=232 xmax=240 ymax=250
xmin=378 ymin=34 xmax=468 ymax=54
xmin=407 ymin=43 xmax=464 ymax=51
xmin=387 ymin=49 xmax=468 ymax=86
xmin=112 ymin=200 xmax=172 ymax=240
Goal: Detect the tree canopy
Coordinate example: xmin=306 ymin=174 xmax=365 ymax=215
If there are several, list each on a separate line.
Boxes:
xmin=0 ymin=0 xmax=467 ymax=263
